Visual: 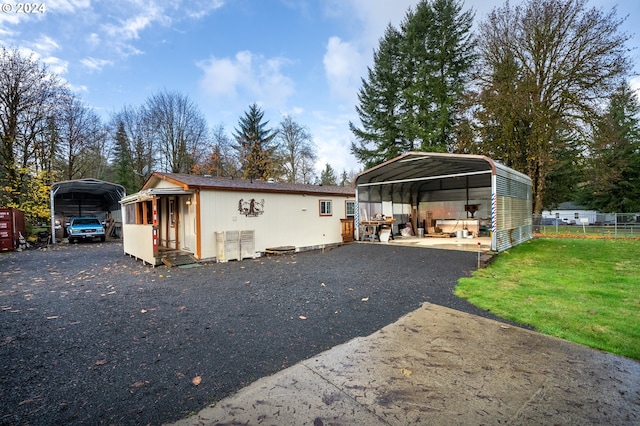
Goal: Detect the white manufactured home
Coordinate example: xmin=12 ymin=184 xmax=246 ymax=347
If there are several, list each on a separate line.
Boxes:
xmin=120 ymin=173 xmax=355 ymax=265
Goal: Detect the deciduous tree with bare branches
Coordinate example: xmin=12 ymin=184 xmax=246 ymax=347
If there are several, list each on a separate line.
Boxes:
xmin=0 ymin=46 xmax=66 ymax=209
xmin=472 ymin=0 xmax=631 ymax=214
xmin=275 ymin=115 xmax=317 ymax=184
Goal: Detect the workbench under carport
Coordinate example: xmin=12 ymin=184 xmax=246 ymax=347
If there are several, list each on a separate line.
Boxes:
xmin=354 ymin=152 xmax=533 ymax=252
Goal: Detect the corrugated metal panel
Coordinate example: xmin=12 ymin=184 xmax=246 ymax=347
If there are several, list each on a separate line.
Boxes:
xmin=495 ymin=195 xmax=533 ymax=251
xmin=492 ymin=168 xmax=533 ymax=251
xmin=496 ymin=175 xmax=531 ymax=199
xmin=496 ymin=225 xmax=533 ymax=252
xmin=496 ymin=196 xmax=531 ymax=229
xmin=495 ymin=162 xmax=532 ymax=186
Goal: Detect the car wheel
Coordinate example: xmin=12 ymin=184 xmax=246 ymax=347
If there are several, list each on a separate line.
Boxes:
xmin=100 ymin=236 xmax=106 ymax=242
xmin=69 ymin=238 xmax=75 ymax=244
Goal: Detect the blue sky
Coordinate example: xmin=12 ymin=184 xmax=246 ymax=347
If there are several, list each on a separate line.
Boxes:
xmin=1 ymin=0 xmax=639 ymax=176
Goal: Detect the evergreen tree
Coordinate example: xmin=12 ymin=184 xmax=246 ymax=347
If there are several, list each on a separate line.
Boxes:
xmin=112 ymin=121 xmax=137 ymax=194
xmin=234 ymin=103 xmax=278 ymax=180
xmin=339 ymin=170 xmax=349 ymax=187
xmin=350 ymin=24 xmax=405 ymax=169
xmin=474 ymin=0 xmax=631 ymax=213
xmin=319 ymin=163 xmax=337 ymax=186
xmin=350 ymin=0 xmax=475 ymax=168
xmin=580 ymin=84 xmax=640 ymax=212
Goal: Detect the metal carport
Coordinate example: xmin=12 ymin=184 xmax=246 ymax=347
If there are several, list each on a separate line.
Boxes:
xmin=50 ymin=178 xmax=126 ymax=244
xmin=354 ymin=152 xmax=532 ymax=252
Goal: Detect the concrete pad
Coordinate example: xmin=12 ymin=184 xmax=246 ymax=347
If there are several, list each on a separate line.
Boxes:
xmin=388 ymin=235 xmax=492 ymax=252
xmin=169 ymin=303 xmax=640 ymax=426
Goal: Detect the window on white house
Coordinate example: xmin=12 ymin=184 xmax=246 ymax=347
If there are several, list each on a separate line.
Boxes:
xmin=345 ymin=200 xmax=355 ymax=218
xmin=319 ymin=200 xmax=332 ymax=216
xmin=125 ymin=204 xmax=136 ymax=224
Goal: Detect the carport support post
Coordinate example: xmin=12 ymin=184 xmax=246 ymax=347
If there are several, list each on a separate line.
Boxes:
xmin=411 ymin=195 xmax=418 ymax=234
xmin=50 ymin=185 xmax=59 ymax=244
xmin=491 ymin=174 xmax=497 ymax=251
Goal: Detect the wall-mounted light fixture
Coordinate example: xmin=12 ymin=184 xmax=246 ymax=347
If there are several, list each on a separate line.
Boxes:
xmin=186 ymin=198 xmax=192 ymax=205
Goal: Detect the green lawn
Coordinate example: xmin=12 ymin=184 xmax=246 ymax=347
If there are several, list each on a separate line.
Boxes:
xmin=455 ymin=238 xmax=640 ymax=360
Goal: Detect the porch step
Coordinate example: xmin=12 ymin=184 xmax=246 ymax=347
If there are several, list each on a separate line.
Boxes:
xmin=162 ymin=254 xmax=198 ymax=267
xmin=264 ymin=246 xmax=296 ymax=255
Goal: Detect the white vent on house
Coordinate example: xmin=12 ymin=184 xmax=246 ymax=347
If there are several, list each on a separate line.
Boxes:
xmin=240 ymin=230 xmax=255 ymax=259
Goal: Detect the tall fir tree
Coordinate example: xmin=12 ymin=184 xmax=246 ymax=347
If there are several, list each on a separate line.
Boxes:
xmin=350 ymin=24 xmax=405 ymax=169
xmin=112 ymin=121 xmax=137 ymax=194
xmin=234 ymin=103 xmax=278 ymax=180
xmin=350 ymin=0 xmax=475 ymax=168
xmin=580 ymin=83 xmax=640 ymax=212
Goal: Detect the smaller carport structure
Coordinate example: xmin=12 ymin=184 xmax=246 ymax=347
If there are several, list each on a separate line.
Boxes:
xmin=50 ymin=178 xmax=126 ymax=243
xmin=355 ymin=152 xmax=532 ymax=252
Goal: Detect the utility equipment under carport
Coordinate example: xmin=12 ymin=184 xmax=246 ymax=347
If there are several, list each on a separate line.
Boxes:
xmin=354 ymin=152 xmax=532 ymax=252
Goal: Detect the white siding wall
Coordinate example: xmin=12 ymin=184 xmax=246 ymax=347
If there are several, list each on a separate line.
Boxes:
xmin=199 ymin=190 xmax=351 ymax=259
xmin=154 ymin=179 xmax=180 ymax=189
xmin=122 ymin=224 xmax=157 ymax=265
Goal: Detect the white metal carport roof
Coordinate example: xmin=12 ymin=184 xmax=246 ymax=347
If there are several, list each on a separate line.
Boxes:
xmin=355 ymin=152 xmax=501 ymax=202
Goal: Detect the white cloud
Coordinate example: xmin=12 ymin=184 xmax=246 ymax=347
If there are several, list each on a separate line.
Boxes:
xmin=311 ymin=110 xmax=361 ymax=174
xmin=326 ymin=0 xmax=416 ymax=47
xmin=323 ymin=36 xmax=364 ymax=103
xmin=323 ymin=0 xmax=417 ymax=121
xmin=102 ymin=5 xmax=167 ymax=41
xmin=182 ymin=0 xmax=226 ymax=19
xmin=80 ymin=57 xmax=113 ymax=71
xmin=41 ymin=56 xmax=69 ymax=75
xmin=32 ymin=35 xmax=60 ymax=54
xmin=197 ymin=51 xmax=295 ymax=109
xmin=11 ymin=46 xmax=68 ymax=75
xmin=45 ymin=0 xmax=91 ymax=14
xmin=86 ymin=33 xmax=100 ymax=47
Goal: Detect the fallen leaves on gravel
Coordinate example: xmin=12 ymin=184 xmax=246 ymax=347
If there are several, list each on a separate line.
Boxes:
xmin=192 ymin=376 xmax=202 ymax=386
xmin=299 ymin=315 xmax=307 ymax=320
xmin=95 ymin=359 xmax=108 ymax=366
xmin=361 ymin=297 xmax=369 ymax=302
xmin=400 ymin=368 xmax=412 ymax=376
xmin=1 ymin=336 xmax=16 ymax=346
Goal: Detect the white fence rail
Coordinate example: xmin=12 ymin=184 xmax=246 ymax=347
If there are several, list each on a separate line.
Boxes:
xmin=533 ymin=213 xmax=640 ymax=238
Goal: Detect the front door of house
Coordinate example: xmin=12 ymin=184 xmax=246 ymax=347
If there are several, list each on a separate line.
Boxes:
xmin=180 ymin=196 xmax=195 ymax=253
xmin=165 ymin=197 xmax=179 ymax=250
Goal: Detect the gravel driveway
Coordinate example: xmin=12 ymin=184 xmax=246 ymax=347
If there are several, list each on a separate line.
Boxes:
xmin=0 ymin=241 xmax=523 ymax=425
